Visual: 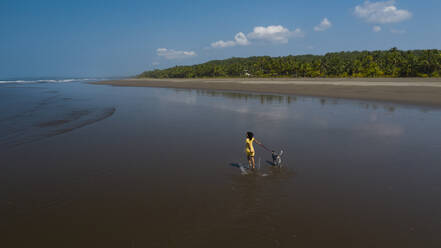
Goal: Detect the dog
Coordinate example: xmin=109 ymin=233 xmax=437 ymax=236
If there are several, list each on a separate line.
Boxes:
xmin=271 ymin=150 xmax=283 ymax=166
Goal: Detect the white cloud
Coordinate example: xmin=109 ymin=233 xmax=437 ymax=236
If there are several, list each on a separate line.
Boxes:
xmin=211 ymin=32 xmax=249 ymax=48
xmin=354 ymin=1 xmax=412 ymax=24
xmin=211 ymin=25 xmax=303 ymax=48
xmin=247 ymin=25 xmax=304 ymax=43
xmin=234 ymin=32 xmax=250 ymax=46
xmin=373 ymin=25 xmax=382 ymax=32
xmin=152 ymin=62 xmax=160 ymax=66
xmin=314 ymin=18 xmax=332 ymax=32
xmin=156 ymin=48 xmax=196 ymax=60
xmin=211 ymin=40 xmax=236 ymax=48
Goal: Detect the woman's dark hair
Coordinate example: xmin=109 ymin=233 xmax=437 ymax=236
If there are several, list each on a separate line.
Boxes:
xmin=246 ymin=131 xmax=254 ymax=139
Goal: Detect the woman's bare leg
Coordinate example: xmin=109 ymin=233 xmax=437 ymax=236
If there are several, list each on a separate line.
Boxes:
xmin=251 ymin=157 xmax=255 ymax=169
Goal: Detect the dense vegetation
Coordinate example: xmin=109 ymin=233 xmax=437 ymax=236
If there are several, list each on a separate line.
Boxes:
xmin=138 ymin=48 xmax=441 ymax=78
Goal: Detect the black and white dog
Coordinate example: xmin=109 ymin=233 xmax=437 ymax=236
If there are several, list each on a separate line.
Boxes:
xmin=271 ymin=150 xmax=283 ymax=166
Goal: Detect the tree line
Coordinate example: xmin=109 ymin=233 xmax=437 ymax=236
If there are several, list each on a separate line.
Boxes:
xmin=138 ymin=48 xmax=441 ymax=78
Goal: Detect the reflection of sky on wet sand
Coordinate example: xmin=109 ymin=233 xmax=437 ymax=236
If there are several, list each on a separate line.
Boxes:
xmin=356 ymin=123 xmax=404 ymax=137
xmin=158 ymin=89 xmax=300 ymax=121
xmin=149 ymin=87 xmax=441 ymax=166
xmin=159 ymin=88 xmax=441 ymax=142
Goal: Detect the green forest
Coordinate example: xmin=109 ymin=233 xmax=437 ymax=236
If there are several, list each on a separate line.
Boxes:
xmin=138 ymin=48 xmax=441 ymax=78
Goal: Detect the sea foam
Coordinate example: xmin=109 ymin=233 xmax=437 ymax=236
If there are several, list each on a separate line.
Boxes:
xmin=0 ymin=78 xmax=100 ymax=84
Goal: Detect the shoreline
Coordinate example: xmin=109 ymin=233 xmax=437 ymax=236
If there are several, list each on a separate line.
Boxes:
xmin=92 ymin=78 xmax=441 ymax=107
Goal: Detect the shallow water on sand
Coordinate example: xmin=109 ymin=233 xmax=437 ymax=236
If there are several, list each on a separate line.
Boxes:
xmin=1 ymin=82 xmax=441 ymax=247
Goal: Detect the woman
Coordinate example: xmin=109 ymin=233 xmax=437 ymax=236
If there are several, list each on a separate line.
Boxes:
xmin=245 ymin=131 xmax=262 ymax=169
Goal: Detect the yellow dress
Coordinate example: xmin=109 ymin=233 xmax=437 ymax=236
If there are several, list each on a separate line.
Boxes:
xmin=246 ymin=138 xmax=255 ymax=157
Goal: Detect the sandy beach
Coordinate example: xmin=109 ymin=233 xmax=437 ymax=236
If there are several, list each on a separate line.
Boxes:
xmin=93 ymin=78 xmax=441 ymax=107
xmin=3 ymin=80 xmax=441 ymax=247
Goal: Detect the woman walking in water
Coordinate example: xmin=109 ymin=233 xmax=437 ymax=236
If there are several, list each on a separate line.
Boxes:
xmin=245 ymin=131 xmax=262 ymax=170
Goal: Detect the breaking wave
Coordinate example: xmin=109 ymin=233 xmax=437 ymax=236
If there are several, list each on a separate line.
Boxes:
xmin=0 ymin=78 xmax=104 ymax=84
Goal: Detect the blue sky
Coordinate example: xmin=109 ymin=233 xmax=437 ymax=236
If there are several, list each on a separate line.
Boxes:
xmin=1 ymin=0 xmax=440 ymax=78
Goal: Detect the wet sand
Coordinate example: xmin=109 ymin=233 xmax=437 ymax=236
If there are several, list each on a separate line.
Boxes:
xmin=2 ymin=82 xmax=441 ymax=247
xmin=93 ymin=78 xmax=441 ymax=107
